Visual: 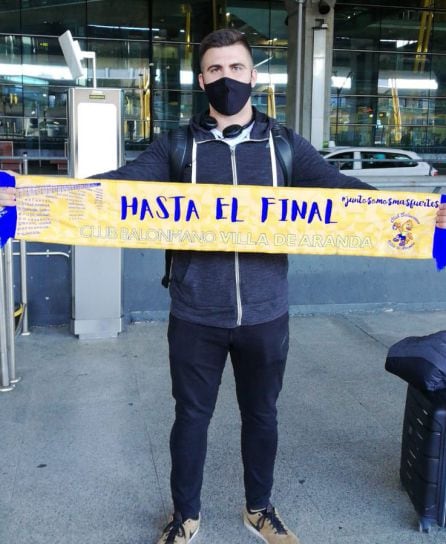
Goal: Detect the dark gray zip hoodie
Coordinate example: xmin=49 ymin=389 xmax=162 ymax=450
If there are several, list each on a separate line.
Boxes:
xmin=95 ymin=108 xmax=372 ymax=328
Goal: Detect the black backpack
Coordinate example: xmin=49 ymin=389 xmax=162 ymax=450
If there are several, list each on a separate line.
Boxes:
xmin=161 ymin=123 xmax=294 ymax=287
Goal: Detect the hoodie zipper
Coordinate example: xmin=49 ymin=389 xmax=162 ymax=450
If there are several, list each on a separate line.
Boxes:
xmin=197 ymin=134 xmax=272 ymax=327
xmin=230 ymin=146 xmax=243 ymax=326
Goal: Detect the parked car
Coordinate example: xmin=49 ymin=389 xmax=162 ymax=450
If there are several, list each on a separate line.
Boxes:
xmin=319 ymin=147 xmax=438 ymax=176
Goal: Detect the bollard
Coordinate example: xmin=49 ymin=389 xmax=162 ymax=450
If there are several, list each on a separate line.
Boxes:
xmin=19 ymin=241 xmax=29 ymax=335
xmin=5 ymin=239 xmax=20 ymax=384
xmin=21 ymin=152 xmax=30 ymax=335
xmin=0 ymin=247 xmax=14 ymax=392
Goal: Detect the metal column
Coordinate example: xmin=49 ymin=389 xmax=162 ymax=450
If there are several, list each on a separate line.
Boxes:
xmin=0 ymin=238 xmax=21 ymax=391
xmin=21 ymin=152 xmax=30 ymax=335
xmin=0 ymin=244 xmax=14 ymax=392
xmin=4 ymin=240 xmax=20 ymax=384
xmin=311 ymin=24 xmax=328 ymax=149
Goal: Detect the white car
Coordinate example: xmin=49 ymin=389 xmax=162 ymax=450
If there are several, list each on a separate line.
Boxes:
xmin=319 ymin=147 xmax=438 ymax=176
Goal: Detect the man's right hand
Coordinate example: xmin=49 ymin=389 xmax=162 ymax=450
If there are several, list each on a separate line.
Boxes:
xmin=0 ymin=171 xmax=17 ymax=207
xmin=0 ymin=187 xmax=16 ymax=207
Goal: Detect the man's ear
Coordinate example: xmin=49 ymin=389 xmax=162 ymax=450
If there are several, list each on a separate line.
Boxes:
xmin=250 ymin=68 xmax=257 ymax=88
xmin=198 ymin=73 xmax=205 ymax=91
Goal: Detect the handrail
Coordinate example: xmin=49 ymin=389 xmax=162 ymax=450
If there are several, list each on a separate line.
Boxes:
xmin=360 ymin=177 xmax=446 ymax=190
xmin=322 ymin=156 xmax=446 ymax=165
xmin=2 ymin=153 xmax=445 ymax=165
xmin=0 ymin=155 xmax=68 ymax=161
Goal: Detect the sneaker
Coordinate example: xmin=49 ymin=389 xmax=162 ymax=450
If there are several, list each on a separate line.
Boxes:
xmin=244 ymin=504 xmax=300 ymax=544
xmin=156 ymin=512 xmax=200 ymax=544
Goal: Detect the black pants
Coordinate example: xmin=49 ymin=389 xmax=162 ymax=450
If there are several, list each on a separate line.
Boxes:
xmin=167 ymin=312 xmax=289 ymax=519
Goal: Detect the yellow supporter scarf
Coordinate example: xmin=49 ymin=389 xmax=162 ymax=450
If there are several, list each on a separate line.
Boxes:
xmin=1 ymin=173 xmax=445 ymax=267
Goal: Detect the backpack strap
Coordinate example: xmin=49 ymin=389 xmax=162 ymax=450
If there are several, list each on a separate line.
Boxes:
xmin=162 ymin=122 xmax=294 ymax=287
xmin=161 ymin=250 xmax=172 ymax=288
xmin=162 ymin=126 xmax=193 ymax=288
xmin=271 ymin=124 xmax=294 ymax=186
xmin=168 ymin=125 xmax=192 ymax=183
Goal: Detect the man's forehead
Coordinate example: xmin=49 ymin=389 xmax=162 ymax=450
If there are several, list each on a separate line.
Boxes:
xmin=201 ymin=44 xmax=252 ymax=69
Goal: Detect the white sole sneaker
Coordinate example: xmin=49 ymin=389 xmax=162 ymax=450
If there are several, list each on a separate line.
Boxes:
xmin=189 ymin=526 xmax=199 ymax=542
xmin=184 ymin=517 xmax=200 ymax=543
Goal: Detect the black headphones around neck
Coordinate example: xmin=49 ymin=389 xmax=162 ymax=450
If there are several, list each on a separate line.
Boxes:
xmin=199 ymin=111 xmax=254 ymax=139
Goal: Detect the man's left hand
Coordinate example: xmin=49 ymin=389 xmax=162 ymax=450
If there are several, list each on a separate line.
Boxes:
xmin=436 ymin=203 xmax=446 ymax=229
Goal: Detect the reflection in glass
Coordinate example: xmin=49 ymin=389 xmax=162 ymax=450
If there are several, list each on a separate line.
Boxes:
xmin=332 ymin=3 xmax=446 ymax=155
xmin=0 ymin=2 xmax=20 ymax=34
xmin=21 ymin=0 xmax=86 ymax=37
xmin=0 ymin=0 xmax=288 ymax=172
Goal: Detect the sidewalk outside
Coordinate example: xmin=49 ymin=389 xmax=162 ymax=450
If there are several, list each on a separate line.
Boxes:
xmin=2 ymin=310 xmax=446 ymax=544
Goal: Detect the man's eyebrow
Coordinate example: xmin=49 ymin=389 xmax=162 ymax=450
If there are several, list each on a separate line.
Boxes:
xmin=206 ymin=63 xmax=223 ymax=71
xmin=205 ymin=62 xmax=247 ymax=71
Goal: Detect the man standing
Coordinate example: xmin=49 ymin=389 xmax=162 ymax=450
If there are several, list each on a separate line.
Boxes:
xmin=0 ymin=28 xmax=409 ymax=544
xmin=106 ymin=28 xmax=371 ymax=544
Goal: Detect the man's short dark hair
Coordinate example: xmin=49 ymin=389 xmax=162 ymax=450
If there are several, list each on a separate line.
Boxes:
xmin=199 ymin=28 xmax=252 ymax=69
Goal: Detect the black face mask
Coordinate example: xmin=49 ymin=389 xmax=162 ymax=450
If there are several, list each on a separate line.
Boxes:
xmin=204 ymin=76 xmax=252 ymax=116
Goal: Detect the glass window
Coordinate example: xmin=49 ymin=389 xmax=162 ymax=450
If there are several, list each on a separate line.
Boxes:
xmin=328 ymin=151 xmax=354 ymax=170
xmin=336 ymin=0 xmax=426 ymax=4
xmin=330 ymin=92 xmax=433 ymax=148
xmin=253 ymin=45 xmax=287 ymax=102
xmin=331 ymin=40 xmax=442 ymax=148
xmin=431 ymin=55 xmax=446 ymax=95
xmin=332 ymin=50 xmax=381 ymax=97
xmin=392 ymin=152 xmax=418 ymax=168
xmin=152 ymin=0 xmax=222 ymax=45
xmin=152 ymin=89 xmax=197 ymax=135
xmin=0 ymin=2 xmax=20 ymax=34
xmin=252 ymin=91 xmax=287 ymax=123
xmin=333 ymin=50 xmax=437 ymax=99
xmin=89 ymin=39 xmax=151 ymax=88
xmin=336 ymin=1 xmax=434 ymax=8
xmin=330 ymin=120 xmax=381 ymax=147
xmin=377 ymin=51 xmax=433 ymax=81
xmin=361 ymin=151 xmax=417 ymax=169
xmin=270 ymin=2 xmax=288 ymax=43
xmin=429 ymin=98 xmax=446 ymax=126
xmin=333 ymin=5 xmax=382 ymax=50
xmin=431 ymin=9 xmax=446 ymax=53
xmin=21 ymin=0 xmax=86 ymax=37
xmin=86 ymin=0 xmax=150 ymax=40
xmin=334 ymin=3 xmax=439 ymax=55
xmin=21 ymin=36 xmax=71 ymax=78
xmin=152 ymin=42 xmax=192 ymax=91
xmin=226 ymin=0 xmax=287 ymax=45
xmin=0 ymin=0 xmax=288 ymax=169
xmin=379 ymin=6 xmax=431 ymax=52
xmin=361 ymin=151 xmax=386 ymax=169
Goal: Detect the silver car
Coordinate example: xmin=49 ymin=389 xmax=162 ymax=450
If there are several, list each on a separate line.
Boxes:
xmin=319 ymin=147 xmax=438 ymax=176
